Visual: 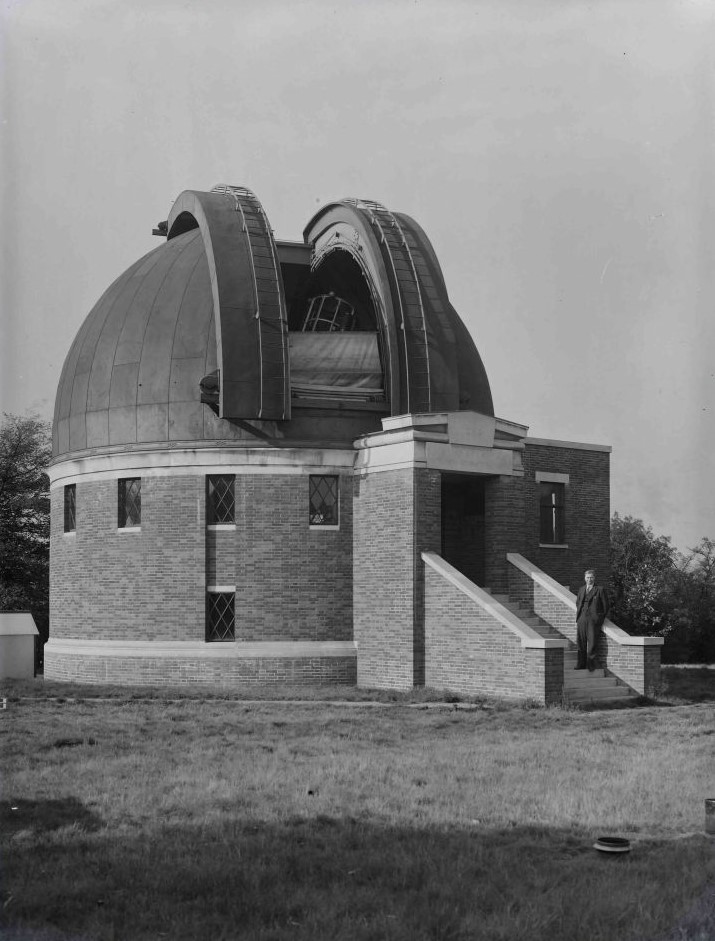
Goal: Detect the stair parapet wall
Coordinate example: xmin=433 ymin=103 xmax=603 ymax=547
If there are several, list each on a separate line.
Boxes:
xmin=423 ymin=552 xmax=565 ymax=704
xmin=507 ymin=553 xmax=662 ymax=696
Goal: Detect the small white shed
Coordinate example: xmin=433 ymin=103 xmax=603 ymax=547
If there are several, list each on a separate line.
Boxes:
xmin=0 ymin=612 xmax=39 ymax=678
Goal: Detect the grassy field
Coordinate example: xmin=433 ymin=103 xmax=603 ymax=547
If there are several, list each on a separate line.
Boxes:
xmin=1 ymin=668 xmax=713 ymax=941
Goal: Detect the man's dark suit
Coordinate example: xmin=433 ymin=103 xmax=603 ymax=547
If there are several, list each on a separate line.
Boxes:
xmin=575 ymin=585 xmax=610 ymax=670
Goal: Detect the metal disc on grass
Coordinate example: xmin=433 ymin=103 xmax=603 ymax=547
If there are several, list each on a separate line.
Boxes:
xmin=593 ymin=836 xmax=631 ymax=854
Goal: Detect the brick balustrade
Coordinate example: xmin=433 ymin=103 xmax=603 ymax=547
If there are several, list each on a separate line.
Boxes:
xmin=423 ymin=552 xmax=565 ymax=705
xmin=507 ymin=553 xmax=663 ymax=696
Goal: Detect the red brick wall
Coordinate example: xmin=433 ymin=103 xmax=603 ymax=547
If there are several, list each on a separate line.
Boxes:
xmin=50 ymin=470 xmax=353 ymax=647
xmin=233 ymin=475 xmax=353 ymax=642
xmin=353 ymin=467 xmax=440 ymax=689
xmin=50 ymin=476 xmax=206 ymax=642
xmin=46 ymin=653 xmax=357 ymax=687
xmin=522 ymin=443 xmax=611 ymax=591
xmin=424 ymin=564 xmax=563 ymax=704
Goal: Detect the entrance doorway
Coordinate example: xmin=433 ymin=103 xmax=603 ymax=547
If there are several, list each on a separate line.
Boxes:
xmin=440 ymin=474 xmax=486 ymax=586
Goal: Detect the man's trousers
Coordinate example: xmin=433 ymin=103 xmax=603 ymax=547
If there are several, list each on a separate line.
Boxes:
xmin=576 ymin=619 xmax=599 ymax=670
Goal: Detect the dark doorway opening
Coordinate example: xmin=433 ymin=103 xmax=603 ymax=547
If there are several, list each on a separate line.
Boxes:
xmin=441 ymin=474 xmax=486 ymax=586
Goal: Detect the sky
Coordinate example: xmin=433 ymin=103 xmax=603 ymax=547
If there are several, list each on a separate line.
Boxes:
xmin=1 ymin=0 xmax=714 ymax=552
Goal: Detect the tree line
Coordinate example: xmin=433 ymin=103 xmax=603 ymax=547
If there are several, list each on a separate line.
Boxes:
xmin=609 ymin=514 xmax=715 ymax=662
xmin=0 ymin=414 xmax=51 ymax=652
xmin=0 ymin=413 xmax=713 ymax=663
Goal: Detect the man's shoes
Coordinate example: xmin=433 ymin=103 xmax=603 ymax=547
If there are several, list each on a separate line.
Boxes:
xmin=588 ymin=664 xmax=595 ymax=672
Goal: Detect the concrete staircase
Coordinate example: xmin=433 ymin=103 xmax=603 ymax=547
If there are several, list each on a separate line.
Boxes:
xmin=489 ymin=593 xmax=635 ymax=705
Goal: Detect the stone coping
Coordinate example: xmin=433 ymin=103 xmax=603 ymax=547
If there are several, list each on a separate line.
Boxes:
xmin=45 ymin=639 xmax=357 ymax=659
xmin=422 ymin=552 xmax=567 ymax=650
xmin=506 ymin=553 xmax=664 ymax=647
xmin=524 ymin=437 xmax=612 ymax=453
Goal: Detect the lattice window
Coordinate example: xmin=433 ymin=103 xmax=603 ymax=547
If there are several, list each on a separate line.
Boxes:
xmin=206 ymin=592 xmax=235 ymax=642
xmin=64 ymin=484 xmax=76 ymax=533
xmin=118 ymin=478 xmax=141 ymax=528
xmin=309 ymin=475 xmax=339 ymax=526
xmin=207 ymin=475 xmax=235 ymax=524
xmin=539 ymin=482 xmax=565 ymax=544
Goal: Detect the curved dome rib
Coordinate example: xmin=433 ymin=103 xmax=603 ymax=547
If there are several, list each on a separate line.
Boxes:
xmin=304 ymin=198 xmax=492 ymax=416
xmin=167 ymin=186 xmax=290 ymax=420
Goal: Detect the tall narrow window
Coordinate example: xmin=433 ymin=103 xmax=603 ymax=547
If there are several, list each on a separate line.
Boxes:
xmin=309 ymin=475 xmax=339 ymax=526
xmin=64 ymin=484 xmax=76 ymax=533
xmin=539 ymin=482 xmax=565 ymax=544
xmin=118 ymin=478 xmax=141 ymax=528
xmin=206 ymin=591 xmax=235 ymax=642
xmin=207 ymin=475 xmax=235 ymax=524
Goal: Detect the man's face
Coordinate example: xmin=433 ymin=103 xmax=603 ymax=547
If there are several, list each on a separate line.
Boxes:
xmin=585 ymin=572 xmax=595 ymax=590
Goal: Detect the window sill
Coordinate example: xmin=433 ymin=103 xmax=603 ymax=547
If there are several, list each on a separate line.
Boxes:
xmin=117 ymin=526 xmax=142 ymax=534
xmin=539 ymin=543 xmax=568 ymax=549
xmin=63 ymin=530 xmax=76 ymax=537
xmin=309 ymin=524 xmax=340 ymax=531
xmin=207 ymin=524 xmax=236 ymax=531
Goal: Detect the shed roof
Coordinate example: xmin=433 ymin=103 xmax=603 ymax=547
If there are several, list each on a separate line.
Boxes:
xmin=0 ymin=612 xmax=39 ymax=636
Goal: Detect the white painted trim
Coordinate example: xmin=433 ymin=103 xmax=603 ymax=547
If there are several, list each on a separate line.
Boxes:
xmin=422 ymin=552 xmax=567 ymax=650
xmin=507 ymin=553 xmax=576 ymax=606
xmin=539 ymin=543 xmax=569 ymax=549
xmin=207 ymin=585 xmax=236 ymax=593
xmin=48 ymin=446 xmax=356 ymax=487
xmin=526 ymin=437 xmax=612 ymax=453
xmin=309 ymin=524 xmax=340 ymax=531
xmin=44 ymin=639 xmax=358 ymax=659
xmin=63 ymin=530 xmax=76 ymax=538
xmin=535 ymin=471 xmax=570 ymax=484
xmin=207 ymin=524 xmax=236 ymax=532
xmin=506 ymin=553 xmax=664 ymax=646
xmin=117 ymin=526 xmax=141 ymax=534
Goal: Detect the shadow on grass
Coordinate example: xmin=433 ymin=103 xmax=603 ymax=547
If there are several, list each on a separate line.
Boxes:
xmin=2 ymin=810 xmax=714 ymax=941
xmin=658 ymin=668 xmax=715 ymax=704
xmin=0 ymin=677 xmax=488 ymax=707
xmin=0 ymin=797 xmax=102 ymax=839
xmin=1 ymin=668 xmax=713 ymax=714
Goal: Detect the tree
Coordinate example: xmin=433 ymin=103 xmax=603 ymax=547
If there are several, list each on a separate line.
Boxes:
xmin=610 ymin=515 xmax=715 ymax=661
xmin=609 ymin=513 xmax=678 ymax=637
xmin=676 ymin=538 xmax=715 ymax=662
xmin=0 ymin=413 xmax=52 ymax=654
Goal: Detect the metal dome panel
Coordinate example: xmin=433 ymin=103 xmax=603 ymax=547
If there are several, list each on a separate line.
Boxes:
xmin=53 ymin=230 xmax=217 ymax=457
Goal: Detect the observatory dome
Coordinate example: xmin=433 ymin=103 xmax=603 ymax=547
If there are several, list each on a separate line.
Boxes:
xmin=53 ymin=188 xmax=493 ymax=460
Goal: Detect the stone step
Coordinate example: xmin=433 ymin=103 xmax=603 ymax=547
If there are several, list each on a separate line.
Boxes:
xmin=483 ymin=590 xmax=637 ymax=705
xmin=563 ymin=669 xmax=607 ymax=684
xmin=565 ymin=686 xmax=634 ymax=703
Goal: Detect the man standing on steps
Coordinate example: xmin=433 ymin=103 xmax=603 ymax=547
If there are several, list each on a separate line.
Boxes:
xmin=575 ymin=569 xmax=610 ymax=671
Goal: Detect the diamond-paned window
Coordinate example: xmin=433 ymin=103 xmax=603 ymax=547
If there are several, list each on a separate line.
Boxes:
xmin=64 ymin=484 xmax=76 ymax=533
xmin=309 ymin=475 xmax=339 ymax=526
xmin=118 ymin=478 xmax=141 ymax=528
xmin=207 ymin=475 xmax=235 ymax=524
xmin=206 ymin=592 xmax=235 ymax=642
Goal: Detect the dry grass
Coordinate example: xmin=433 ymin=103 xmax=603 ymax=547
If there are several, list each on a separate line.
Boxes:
xmin=1 ymin=671 xmax=713 ymax=941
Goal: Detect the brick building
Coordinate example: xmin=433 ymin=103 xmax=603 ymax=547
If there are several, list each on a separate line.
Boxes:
xmin=46 ymin=186 xmax=661 ymax=702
